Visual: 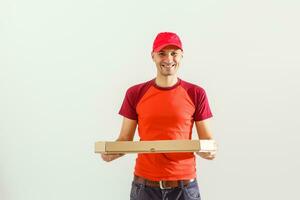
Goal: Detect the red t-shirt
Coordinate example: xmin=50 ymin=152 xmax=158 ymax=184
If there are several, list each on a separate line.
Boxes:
xmin=118 ymin=78 xmax=213 ymax=180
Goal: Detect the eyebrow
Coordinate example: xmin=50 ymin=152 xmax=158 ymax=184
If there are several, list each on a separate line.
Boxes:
xmin=158 ymin=49 xmax=181 ymax=53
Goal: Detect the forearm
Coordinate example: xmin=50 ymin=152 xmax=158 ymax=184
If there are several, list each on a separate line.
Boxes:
xmin=195 ymin=119 xmax=217 ymax=160
xmin=195 ymin=119 xmax=214 ymax=139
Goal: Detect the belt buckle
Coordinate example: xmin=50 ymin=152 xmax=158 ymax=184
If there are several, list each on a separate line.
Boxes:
xmin=159 ymin=180 xmax=172 ymax=189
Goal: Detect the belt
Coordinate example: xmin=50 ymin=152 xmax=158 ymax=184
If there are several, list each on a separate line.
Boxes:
xmin=133 ymin=175 xmax=195 ymax=189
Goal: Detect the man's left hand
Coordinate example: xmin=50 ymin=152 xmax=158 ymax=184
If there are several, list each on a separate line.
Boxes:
xmin=196 ymin=151 xmax=216 ymax=160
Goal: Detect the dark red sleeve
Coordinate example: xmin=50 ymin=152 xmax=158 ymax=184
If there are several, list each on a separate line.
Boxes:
xmin=118 ymin=86 xmax=138 ymax=120
xmin=181 ymin=80 xmax=213 ymax=121
xmin=193 ymin=87 xmax=213 ymax=121
xmin=118 ymin=80 xmax=154 ymax=120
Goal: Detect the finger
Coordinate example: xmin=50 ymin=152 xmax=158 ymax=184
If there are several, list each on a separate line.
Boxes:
xmin=201 ymin=152 xmax=216 ymax=160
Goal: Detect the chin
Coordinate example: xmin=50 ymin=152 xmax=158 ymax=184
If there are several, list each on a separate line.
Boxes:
xmin=161 ymin=72 xmax=176 ymax=76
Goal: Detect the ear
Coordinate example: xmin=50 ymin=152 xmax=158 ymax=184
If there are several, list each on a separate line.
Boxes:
xmin=151 ymin=52 xmax=154 ymax=60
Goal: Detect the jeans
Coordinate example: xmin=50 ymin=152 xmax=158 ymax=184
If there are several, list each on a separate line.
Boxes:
xmin=130 ymin=179 xmax=201 ymax=200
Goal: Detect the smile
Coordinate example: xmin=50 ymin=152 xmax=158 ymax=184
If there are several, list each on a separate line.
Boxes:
xmin=161 ymin=64 xmax=176 ymax=68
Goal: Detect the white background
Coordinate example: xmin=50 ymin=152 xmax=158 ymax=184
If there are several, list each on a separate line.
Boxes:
xmin=1 ymin=0 xmax=299 ymax=199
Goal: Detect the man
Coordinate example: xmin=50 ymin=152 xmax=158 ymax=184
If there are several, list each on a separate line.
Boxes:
xmin=101 ymin=32 xmax=216 ymax=200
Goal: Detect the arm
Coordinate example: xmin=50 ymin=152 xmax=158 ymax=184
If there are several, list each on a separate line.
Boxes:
xmin=195 ymin=119 xmax=217 ymax=160
xmin=101 ymin=117 xmax=138 ymax=162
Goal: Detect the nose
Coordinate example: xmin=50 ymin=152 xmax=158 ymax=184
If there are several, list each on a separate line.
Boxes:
xmin=163 ymin=54 xmax=174 ymax=62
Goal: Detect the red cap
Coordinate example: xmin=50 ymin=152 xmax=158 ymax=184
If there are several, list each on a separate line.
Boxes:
xmin=152 ymin=32 xmax=183 ymax=52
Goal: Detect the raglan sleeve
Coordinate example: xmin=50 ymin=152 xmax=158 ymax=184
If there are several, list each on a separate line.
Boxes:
xmin=193 ymin=87 xmax=213 ymax=121
xmin=118 ymin=87 xmax=138 ymax=120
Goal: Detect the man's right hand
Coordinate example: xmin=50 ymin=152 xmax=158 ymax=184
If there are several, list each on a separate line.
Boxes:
xmin=101 ymin=153 xmax=125 ymax=162
xmin=101 ymin=117 xmax=137 ymax=162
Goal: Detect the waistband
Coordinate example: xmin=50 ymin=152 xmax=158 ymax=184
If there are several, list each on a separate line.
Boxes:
xmin=133 ymin=175 xmax=196 ymax=189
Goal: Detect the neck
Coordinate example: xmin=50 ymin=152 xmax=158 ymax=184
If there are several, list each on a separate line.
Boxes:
xmin=155 ymin=75 xmax=178 ymax=87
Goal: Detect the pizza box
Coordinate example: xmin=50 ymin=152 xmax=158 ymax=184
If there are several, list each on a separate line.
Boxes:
xmin=95 ymin=139 xmax=216 ymax=154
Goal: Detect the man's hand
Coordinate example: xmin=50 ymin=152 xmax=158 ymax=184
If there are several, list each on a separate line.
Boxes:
xmin=195 ymin=119 xmax=217 ymax=160
xmin=196 ymin=140 xmax=217 ymax=160
xmin=101 ymin=117 xmax=137 ymax=162
xmin=101 ymin=153 xmax=125 ymax=162
xmin=196 ymin=150 xmax=216 ymax=160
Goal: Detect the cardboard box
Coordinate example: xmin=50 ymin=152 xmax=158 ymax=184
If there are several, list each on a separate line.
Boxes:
xmin=95 ymin=140 xmax=216 ymax=154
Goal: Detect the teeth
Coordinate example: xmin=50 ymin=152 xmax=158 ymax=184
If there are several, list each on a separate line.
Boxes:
xmin=161 ymin=64 xmax=175 ymax=68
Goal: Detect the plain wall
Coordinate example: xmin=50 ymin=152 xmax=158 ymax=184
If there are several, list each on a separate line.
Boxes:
xmin=1 ymin=0 xmax=299 ymax=199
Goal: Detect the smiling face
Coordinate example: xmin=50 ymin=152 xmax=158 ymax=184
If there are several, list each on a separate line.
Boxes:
xmin=151 ymin=45 xmax=183 ymax=77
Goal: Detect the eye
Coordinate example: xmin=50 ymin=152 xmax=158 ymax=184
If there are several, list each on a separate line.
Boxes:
xmin=171 ymin=52 xmax=178 ymax=56
xmin=158 ymin=52 xmax=166 ymax=57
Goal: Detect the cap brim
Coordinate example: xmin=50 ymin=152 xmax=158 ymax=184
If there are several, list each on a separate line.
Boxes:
xmin=153 ymin=43 xmax=183 ymax=52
